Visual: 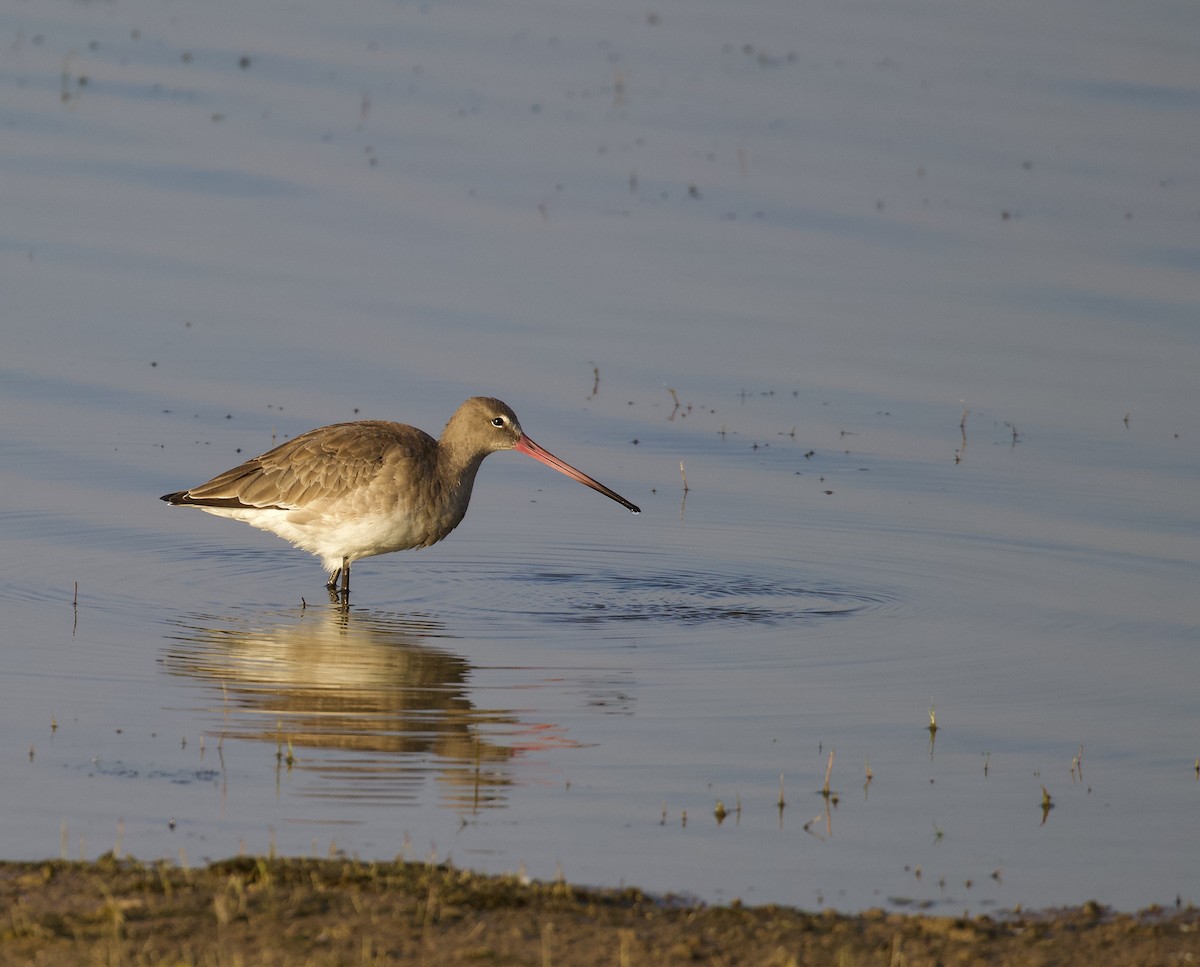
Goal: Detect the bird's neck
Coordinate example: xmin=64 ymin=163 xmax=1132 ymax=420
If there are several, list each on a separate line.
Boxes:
xmin=434 ymin=441 xmax=489 ymax=502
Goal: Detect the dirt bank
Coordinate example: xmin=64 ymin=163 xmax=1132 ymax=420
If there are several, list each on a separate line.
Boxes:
xmin=1 ymin=856 xmax=1195 ymax=965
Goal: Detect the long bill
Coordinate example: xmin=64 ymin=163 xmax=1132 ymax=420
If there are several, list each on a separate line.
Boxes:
xmin=515 ymin=436 xmax=640 ymax=513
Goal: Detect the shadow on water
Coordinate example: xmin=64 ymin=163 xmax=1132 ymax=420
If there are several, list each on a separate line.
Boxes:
xmin=159 ymin=605 xmax=556 ymax=812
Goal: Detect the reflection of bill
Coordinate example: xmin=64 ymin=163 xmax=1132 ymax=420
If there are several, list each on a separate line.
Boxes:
xmin=161 ymin=606 xmax=564 ymax=811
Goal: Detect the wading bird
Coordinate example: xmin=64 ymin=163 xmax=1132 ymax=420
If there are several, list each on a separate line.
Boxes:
xmin=162 ymin=397 xmax=639 ymax=595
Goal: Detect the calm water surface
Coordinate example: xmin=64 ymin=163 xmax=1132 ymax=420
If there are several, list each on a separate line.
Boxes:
xmin=1 ymin=0 xmax=1197 ymax=913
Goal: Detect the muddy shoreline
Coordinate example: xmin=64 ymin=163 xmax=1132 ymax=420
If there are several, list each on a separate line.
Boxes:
xmin=2 ymin=856 xmax=1194 ymax=965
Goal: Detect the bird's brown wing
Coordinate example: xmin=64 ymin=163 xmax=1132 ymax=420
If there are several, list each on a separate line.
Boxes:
xmin=166 ymin=421 xmax=434 ymax=510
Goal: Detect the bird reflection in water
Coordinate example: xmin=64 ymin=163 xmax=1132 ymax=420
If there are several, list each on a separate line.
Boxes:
xmin=161 ymin=605 xmax=566 ymax=811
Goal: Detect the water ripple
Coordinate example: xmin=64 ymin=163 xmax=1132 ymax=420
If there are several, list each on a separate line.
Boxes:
xmin=502 ymin=567 xmax=902 ymax=627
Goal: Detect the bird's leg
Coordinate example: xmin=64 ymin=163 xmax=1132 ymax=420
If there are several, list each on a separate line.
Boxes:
xmin=326 ymin=567 xmax=341 ymax=591
xmin=340 ymin=558 xmax=350 ymax=595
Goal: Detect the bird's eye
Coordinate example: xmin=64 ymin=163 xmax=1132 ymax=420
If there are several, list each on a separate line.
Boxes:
xmin=491 ymin=417 xmax=506 ymax=428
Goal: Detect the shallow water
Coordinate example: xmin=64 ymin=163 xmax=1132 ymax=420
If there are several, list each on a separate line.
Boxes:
xmin=2 ymin=0 xmax=1198 ymax=913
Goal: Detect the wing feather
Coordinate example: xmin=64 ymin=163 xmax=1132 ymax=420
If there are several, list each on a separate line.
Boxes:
xmin=167 ymin=421 xmax=434 ymax=511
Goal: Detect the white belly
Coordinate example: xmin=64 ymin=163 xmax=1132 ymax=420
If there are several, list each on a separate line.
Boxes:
xmin=195 ymin=501 xmax=466 ymax=573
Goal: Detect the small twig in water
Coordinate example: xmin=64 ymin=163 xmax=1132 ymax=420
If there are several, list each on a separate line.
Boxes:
xmin=679 ymin=461 xmax=689 ymax=493
xmin=61 ymin=53 xmax=76 ymax=104
xmin=1040 ymin=785 xmax=1055 ymax=824
xmin=666 ymin=387 xmax=680 ymax=420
